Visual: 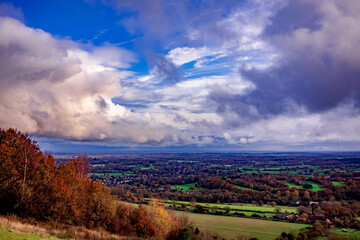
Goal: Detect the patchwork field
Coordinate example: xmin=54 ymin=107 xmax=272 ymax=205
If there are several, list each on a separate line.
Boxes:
xmin=176 ymin=211 xmax=309 ymax=240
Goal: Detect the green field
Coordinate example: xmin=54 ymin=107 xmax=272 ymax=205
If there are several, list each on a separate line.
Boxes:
xmin=0 ymin=226 xmax=59 ymax=240
xmin=286 ymin=181 xmax=323 ymax=191
xmin=171 ymin=183 xmax=199 ymax=191
xmin=332 ymin=181 xmax=345 ymax=186
xmin=165 ymin=200 xmax=297 ymax=213
xmin=140 ymin=163 xmax=154 ymax=170
xmin=91 ymin=164 xmax=105 ymax=167
xmin=330 ymin=228 xmax=360 ymax=238
xmin=176 ymin=211 xmax=309 ymax=240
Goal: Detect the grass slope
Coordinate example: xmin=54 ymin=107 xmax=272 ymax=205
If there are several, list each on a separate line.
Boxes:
xmin=0 ymin=226 xmax=59 ymax=240
xmin=176 ymin=211 xmax=309 ymax=240
xmin=0 ymin=216 xmax=123 ymax=240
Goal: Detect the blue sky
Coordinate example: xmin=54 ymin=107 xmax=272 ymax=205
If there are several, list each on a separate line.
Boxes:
xmin=1 ymin=0 xmax=360 ymax=153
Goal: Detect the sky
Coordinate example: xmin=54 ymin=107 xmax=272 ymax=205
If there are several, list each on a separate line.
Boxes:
xmin=0 ymin=0 xmax=360 ymax=153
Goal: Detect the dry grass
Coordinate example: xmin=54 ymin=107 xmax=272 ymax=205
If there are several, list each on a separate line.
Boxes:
xmin=0 ymin=215 xmax=131 ymax=240
xmin=0 ymin=215 xmax=53 ymax=238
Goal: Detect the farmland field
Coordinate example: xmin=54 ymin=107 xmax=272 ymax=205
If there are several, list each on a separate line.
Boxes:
xmin=332 ymin=181 xmax=345 ymax=186
xmin=330 ymin=229 xmax=360 ymax=238
xmin=176 ymin=211 xmax=309 ymax=240
xmin=285 ymin=181 xmax=324 ymax=191
xmin=171 ymin=183 xmax=199 ymax=191
xmin=164 ymin=200 xmax=297 ymax=213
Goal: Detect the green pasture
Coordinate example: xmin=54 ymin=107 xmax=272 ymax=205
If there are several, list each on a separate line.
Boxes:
xmin=91 ymin=164 xmax=105 ymax=167
xmin=176 ymin=211 xmax=309 ymax=240
xmin=140 ymin=163 xmax=154 ymax=170
xmin=332 ymin=181 xmax=345 ymax=186
xmin=165 ymin=200 xmax=297 ymax=213
xmin=285 ymin=181 xmax=323 ymax=191
xmin=171 ymin=183 xmax=199 ymax=191
xmin=330 ymin=228 xmax=360 ymax=238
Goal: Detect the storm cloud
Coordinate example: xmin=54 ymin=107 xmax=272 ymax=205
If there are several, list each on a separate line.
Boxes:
xmin=240 ymin=0 xmax=360 ymax=114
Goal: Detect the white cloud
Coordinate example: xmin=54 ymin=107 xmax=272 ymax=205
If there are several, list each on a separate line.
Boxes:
xmin=91 ymin=46 xmax=137 ymax=68
xmin=0 ymin=17 xmax=185 ymax=144
xmin=166 ymin=46 xmax=221 ymax=66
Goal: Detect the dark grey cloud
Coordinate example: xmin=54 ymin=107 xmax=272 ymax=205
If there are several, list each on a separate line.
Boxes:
xmin=244 ymin=0 xmax=360 ymax=114
xmin=209 ymin=84 xmax=260 ymax=128
xmin=148 ymin=54 xmax=180 ymax=85
xmin=264 ymin=1 xmax=322 ymax=35
xmin=209 ymin=0 xmax=360 ymax=122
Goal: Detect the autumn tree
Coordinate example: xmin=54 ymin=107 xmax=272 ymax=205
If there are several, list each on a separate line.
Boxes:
xmin=149 ymin=202 xmax=172 ymax=238
xmin=189 ymin=186 xmax=196 ymax=191
xmin=131 ymin=205 xmax=156 ymax=238
xmin=291 ymin=190 xmax=299 ymax=202
xmin=0 ymin=128 xmax=50 ymax=215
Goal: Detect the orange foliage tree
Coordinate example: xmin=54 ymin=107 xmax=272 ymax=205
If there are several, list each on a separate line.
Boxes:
xmin=0 ymin=128 xmax=190 ymax=239
xmin=0 ymin=128 xmax=115 ymax=226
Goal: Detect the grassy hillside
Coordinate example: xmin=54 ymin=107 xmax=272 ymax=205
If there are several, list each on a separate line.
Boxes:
xmin=0 ymin=215 xmax=124 ymax=240
xmin=0 ymin=226 xmax=59 ymax=240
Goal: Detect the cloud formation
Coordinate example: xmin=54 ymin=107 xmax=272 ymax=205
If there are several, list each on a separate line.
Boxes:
xmin=240 ymin=0 xmax=360 ymax=113
xmin=0 ymin=17 xmax=183 ymax=144
xmin=1 ymin=0 xmax=360 ymax=150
